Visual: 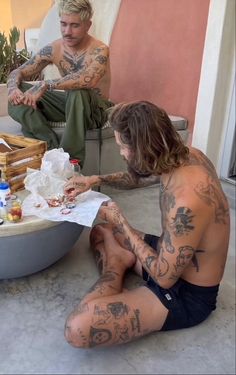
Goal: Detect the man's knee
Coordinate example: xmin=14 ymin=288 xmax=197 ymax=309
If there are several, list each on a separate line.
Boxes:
xmin=8 ymin=102 xmax=22 ymax=121
xmin=64 ymin=304 xmax=93 ymax=349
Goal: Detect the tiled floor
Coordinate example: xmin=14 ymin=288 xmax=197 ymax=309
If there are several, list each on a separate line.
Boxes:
xmin=0 ymin=183 xmax=235 ymax=374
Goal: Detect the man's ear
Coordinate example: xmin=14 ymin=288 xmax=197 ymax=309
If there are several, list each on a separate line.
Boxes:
xmin=86 ymin=20 xmax=92 ymax=31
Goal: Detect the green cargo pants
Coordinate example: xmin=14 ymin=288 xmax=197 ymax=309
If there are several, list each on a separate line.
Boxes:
xmin=8 ymin=82 xmax=113 ymax=166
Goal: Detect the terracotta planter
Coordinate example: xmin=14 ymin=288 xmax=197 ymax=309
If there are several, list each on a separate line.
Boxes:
xmin=0 ymin=83 xmax=8 ymax=116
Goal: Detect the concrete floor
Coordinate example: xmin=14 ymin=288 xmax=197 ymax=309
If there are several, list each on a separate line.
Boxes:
xmin=0 ymin=183 xmax=235 ymax=375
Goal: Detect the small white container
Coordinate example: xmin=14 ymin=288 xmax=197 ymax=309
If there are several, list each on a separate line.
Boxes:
xmin=0 ymin=182 xmax=11 ymax=205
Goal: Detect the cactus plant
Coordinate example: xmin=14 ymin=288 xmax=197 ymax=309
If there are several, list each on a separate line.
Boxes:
xmin=0 ymin=27 xmax=31 ymax=83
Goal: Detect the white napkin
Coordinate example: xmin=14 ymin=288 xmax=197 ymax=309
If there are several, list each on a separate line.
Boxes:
xmin=22 ymin=189 xmax=109 ymax=227
xmin=22 ymin=148 xmax=110 ymax=227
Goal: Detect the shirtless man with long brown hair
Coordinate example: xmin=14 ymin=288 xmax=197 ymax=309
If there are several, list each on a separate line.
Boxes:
xmin=63 ymin=100 xmax=230 ymax=348
xmin=7 ymin=0 xmax=112 ymax=166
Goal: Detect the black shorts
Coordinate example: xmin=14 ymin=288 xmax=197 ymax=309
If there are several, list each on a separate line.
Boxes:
xmin=143 ymin=234 xmax=219 ymax=331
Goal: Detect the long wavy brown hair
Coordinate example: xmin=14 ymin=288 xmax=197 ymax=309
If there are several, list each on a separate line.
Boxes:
xmin=108 ymin=101 xmax=189 ymax=175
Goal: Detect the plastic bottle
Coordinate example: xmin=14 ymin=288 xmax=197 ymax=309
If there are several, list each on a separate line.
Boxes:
xmin=70 ymin=159 xmax=81 ymax=176
xmin=0 ymin=181 xmax=11 ymax=205
xmin=0 ymin=200 xmax=7 ymax=220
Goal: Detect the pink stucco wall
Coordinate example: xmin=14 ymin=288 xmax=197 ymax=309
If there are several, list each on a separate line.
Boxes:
xmin=109 ymin=0 xmax=210 ymax=135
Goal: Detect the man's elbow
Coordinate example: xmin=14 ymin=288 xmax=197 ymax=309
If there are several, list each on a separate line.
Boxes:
xmin=156 ymin=277 xmax=178 ymax=290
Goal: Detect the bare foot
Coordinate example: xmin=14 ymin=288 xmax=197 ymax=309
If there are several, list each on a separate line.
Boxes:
xmin=99 ymin=226 xmax=136 ymax=271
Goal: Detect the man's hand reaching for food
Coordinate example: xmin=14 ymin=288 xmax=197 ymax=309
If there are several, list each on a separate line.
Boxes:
xmin=64 ymin=175 xmax=94 ymax=198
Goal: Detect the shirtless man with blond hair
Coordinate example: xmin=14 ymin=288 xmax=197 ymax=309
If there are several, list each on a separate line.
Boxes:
xmin=7 ymin=0 xmax=112 ymax=166
xmin=63 ymin=101 xmax=230 ymax=348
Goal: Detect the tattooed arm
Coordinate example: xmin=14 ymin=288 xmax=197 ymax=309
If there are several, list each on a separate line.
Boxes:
xmin=45 ymin=45 xmax=109 ymax=92
xmin=7 ymin=44 xmax=53 ymax=107
xmin=64 ymin=171 xmax=160 ymax=198
xmin=99 ymin=196 xmax=209 ymax=289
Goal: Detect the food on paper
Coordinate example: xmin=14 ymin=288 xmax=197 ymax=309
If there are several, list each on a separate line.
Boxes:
xmin=60 ymin=208 xmax=71 ymax=215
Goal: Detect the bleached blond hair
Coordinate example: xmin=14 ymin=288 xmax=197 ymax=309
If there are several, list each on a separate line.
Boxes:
xmin=56 ymin=0 xmax=93 ymax=21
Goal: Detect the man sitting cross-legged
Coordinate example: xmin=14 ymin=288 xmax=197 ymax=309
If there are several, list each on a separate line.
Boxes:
xmin=63 ymin=100 xmax=230 ymax=348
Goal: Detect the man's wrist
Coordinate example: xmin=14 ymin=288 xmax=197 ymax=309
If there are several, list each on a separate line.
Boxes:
xmin=45 ymin=80 xmax=56 ymax=92
xmin=89 ymin=175 xmax=101 ymax=187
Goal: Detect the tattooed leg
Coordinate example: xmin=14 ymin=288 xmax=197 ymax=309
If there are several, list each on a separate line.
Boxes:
xmin=84 ymin=225 xmax=136 ymax=304
xmin=90 ymin=225 xmax=107 ymax=274
xmin=65 ymin=226 xmax=137 ymax=347
xmin=90 ymin=223 xmax=143 ymax=275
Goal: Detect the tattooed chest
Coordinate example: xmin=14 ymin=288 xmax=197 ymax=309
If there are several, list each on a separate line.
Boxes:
xmin=59 ymin=51 xmax=87 ymax=75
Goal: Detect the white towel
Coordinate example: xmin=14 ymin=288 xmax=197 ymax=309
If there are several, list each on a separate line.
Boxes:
xmin=89 ymin=0 xmax=121 ymax=45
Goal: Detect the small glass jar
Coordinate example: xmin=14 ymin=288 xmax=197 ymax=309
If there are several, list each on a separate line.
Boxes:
xmin=6 ymin=198 xmax=23 ymax=223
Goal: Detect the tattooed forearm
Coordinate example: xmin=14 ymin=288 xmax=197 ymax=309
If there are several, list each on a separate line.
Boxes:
xmin=163 ymin=230 xmax=175 ymax=253
xmin=160 ymin=191 xmax=175 ymax=228
xmin=145 ymin=255 xmax=156 ymax=270
xmin=174 ymin=245 xmax=194 ymax=272
xmin=169 ymin=245 xmax=201 ymax=280
xmin=112 ymin=224 xmax=124 ymax=236
xmin=7 ymin=70 xmax=22 ymax=89
xmin=99 ymin=172 xmax=160 ymax=190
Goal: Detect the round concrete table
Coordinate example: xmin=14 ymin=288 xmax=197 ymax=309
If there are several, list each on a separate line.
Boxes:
xmin=0 ymin=191 xmax=84 ymax=279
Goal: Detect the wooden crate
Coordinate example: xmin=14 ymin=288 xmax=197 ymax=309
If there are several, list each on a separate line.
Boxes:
xmin=0 ymin=133 xmax=47 ymax=192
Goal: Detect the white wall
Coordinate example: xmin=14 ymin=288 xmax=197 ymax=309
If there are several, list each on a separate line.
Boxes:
xmin=192 ymin=0 xmax=235 ymax=174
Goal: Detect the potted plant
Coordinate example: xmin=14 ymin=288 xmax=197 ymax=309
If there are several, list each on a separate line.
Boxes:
xmin=0 ymin=27 xmax=32 ymax=116
xmin=0 ymin=27 xmax=31 ymax=83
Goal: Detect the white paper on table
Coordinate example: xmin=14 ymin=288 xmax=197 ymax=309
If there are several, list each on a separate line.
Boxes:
xmin=22 ymin=148 xmax=110 ymax=227
xmin=22 ymin=189 xmax=110 ymax=227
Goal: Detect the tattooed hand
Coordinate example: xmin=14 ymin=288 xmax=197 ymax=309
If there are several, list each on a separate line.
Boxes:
xmin=21 ymin=81 xmax=47 ymax=109
xmin=64 ymin=175 xmax=92 ymax=198
xmin=98 ymin=201 xmax=126 ymax=227
xmin=8 ymin=88 xmax=25 ymax=106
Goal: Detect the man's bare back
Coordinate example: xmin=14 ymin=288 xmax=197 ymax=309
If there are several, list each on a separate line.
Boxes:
xmin=159 ymin=147 xmax=230 ymax=288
